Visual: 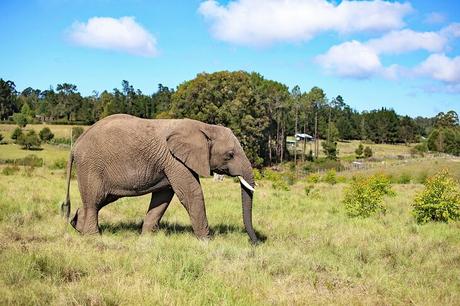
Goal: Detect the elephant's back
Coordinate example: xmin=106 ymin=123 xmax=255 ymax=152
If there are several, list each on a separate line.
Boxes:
xmin=73 ymin=114 xmax=164 ymax=161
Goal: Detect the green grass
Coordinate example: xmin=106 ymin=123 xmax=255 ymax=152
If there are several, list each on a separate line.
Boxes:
xmin=1 ymin=164 xmax=459 ymax=305
xmin=0 ymin=143 xmax=69 ymax=165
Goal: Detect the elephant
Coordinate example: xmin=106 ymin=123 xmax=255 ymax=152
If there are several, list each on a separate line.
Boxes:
xmin=61 ymin=114 xmax=259 ymax=244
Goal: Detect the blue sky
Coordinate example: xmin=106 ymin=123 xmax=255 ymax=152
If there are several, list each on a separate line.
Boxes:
xmin=1 ymin=0 xmax=460 ymax=117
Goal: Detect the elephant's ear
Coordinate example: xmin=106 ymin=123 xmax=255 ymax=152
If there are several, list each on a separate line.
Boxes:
xmin=166 ymin=121 xmax=211 ymax=177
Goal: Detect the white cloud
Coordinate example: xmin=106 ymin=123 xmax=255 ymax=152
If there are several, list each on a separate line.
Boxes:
xmin=415 ymin=53 xmax=460 ymax=84
xmin=315 ymin=40 xmax=384 ymax=79
xmin=316 ymin=23 xmax=460 ymax=79
xmin=199 ymin=0 xmax=412 ymax=46
xmin=367 ymin=29 xmax=447 ymax=54
xmin=67 ymin=16 xmax=157 ymax=57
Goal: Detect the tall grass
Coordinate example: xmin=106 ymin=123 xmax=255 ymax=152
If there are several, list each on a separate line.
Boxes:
xmin=0 ymin=165 xmax=459 ymax=305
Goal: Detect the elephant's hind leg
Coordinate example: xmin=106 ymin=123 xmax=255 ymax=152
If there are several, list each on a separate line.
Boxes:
xmin=72 ymin=173 xmax=105 ymax=235
xmin=141 ymin=188 xmax=174 ymax=234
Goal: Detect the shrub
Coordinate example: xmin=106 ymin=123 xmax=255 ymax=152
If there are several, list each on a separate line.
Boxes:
xmin=364 ymin=146 xmax=373 ymax=158
xmin=264 ymin=169 xmax=290 ymax=191
xmin=411 ymin=142 xmax=428 ymax=157
xmin=306 ymin=173 xmax=320 ymax=183
xmin=39 ymin=127 xmax=54 ymax=142
xmin=51 ymin=158 xmax=67 ymax=170
xmin=17 ymin=130 xmax=41 ymax=150
xmin=11 ymin=127 xmax=23 ymax=142
xmin=0 ymin=133 xmax=3 ymax=143
xmin=2 ymin=165 xmax=20 ymax=175
xmin=72 ymin=127 xmax=84 ymax=142
xmin=355 ymin=143 xmax=364 ymax=159
xmin=397 ymin=172 xmax=411 ymax=184
xmin=20 ymin=155 xmax=43 ymax=167
xmin=322 ymin=140 xmax=338 ymax=160
xmin=412 ymin=170 xmax=460 ymax=223
xmin=323 ymin=169 xmax=337 ymax=185
xmin=12 ymin=113 xmax=29 ymax=127
xmin=343 ymin=174 xmax=395 ymax=218
xmin=252 ymin=168 xmax=262 ymax=181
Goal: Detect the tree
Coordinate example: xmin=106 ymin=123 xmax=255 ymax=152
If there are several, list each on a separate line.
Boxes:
xmin=0 ymin=79 xmax=18 ymax=120
xmin=434 ymin=111 xmax=459 ymax=128
xmin=364 ymin=146 xmax=373 ymax=158
xmin=39 ymin=127 xmax=54 ymax=142
xmin=11 ymin=127 xmax=23 ymax=142
xmin=355 ymin=143 xmax=364 ymax=159
xmin=56 ymin=83 xmax=82 ymax=121
xmin=12 ymin=113 xmax=29 ymax=127
xmin=17 ymin=130 xmax=41 ymax=150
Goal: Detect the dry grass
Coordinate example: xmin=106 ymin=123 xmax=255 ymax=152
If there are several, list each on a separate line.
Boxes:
xmin=0 ymin=160 xmax=459 ymax=305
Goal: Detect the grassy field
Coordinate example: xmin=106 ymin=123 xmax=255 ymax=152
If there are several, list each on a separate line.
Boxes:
xmin=0 ymin=123 xmax=87 ymax=141
xmin=0 ymin=158 xmax=459 ymax=304
xmin=288 ymin=138 xmax=414 ymax=159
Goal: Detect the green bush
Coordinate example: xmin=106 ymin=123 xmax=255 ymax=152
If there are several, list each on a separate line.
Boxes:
xmin=355 ymin=143 xmax=364 ymax=159
xmin=412 ymin=170 xmax=460 ymax=223
xmin=51 ymin=158 xmax=67 ymax=170
xmin=397 ymin=172 xmax=411 ymax=184
xmin=364 ymin=146 xmax=373 ymax=158
xmin=17 ymin=130 xmax=41 ymax=150
xmin=323 ymin=169 xmax=337 ymax=185
xmin=264 ymin=169 xmax=290 ymax=191
xmin=18 ymin=155 xmax=43 ymax=167
xmin=252 ymin=168 xmax=262 ymax=181
xmin=39 ymin=127 xmax=54 ymax=142
xmin=2 ymin=165 xmax=20 ymax=175
xmin=11 ymin=127 xmax=23 ymax=142
xmin=343 ymin=174 xmax=395 ymax=218
xmin=306 ymin=173 xmax=320 ymax=183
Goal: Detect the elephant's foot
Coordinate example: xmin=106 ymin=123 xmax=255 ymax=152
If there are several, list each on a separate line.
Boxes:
xmin=193 ymin=226 xmax=210 ymax=241
xmin=141 ymin=222 xmax=160 ymax=235
xmin=70 ymin=208 xmax=100 ymax=235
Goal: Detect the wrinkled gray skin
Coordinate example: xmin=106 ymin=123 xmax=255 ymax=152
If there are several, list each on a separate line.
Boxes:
xmin=62 ymin=114 xmax=259 ymax=244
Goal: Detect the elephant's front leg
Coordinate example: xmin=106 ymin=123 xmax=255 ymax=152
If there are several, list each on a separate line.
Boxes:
xmin=142 ymin=188 xmax=174 ymax=234
xmin=164 ymin=161 xmax=209 ymax=239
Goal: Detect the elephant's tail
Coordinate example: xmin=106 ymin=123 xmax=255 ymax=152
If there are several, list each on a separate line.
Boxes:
xmin=61 ymin=151 xmax=74 ymax=220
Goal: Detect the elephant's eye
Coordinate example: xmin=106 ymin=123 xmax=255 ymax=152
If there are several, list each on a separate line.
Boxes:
xmin=225 ymin=151 xmax=234 ymax=161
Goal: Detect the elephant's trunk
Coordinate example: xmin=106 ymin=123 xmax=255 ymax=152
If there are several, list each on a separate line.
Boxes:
xmin=240 ymin=166 xmax=259 ymax=245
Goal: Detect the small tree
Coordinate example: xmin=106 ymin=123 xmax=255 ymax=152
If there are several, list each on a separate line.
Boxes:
xmin=322 ymin=140 xmax=338 ymax=160
xmin=364 ymin=146 xmax=373 ymax=158
xmin=12 ymin=113 xmax=29 ymax=127
xmin=39 ymin=127 xmax=54 ymax=142
xmin=355 ymin=143 xmax=364 ymax=159
xmin=412 ymin=170 xmax=460 ymax=223
xmin=343 ymin=174 xmax=395 ymax=217
xmin=17 ymin=130 xmax=41 ymax=150
xmin=72 ymin=127 xmax=84 ymax=142
xmin=11 ymin=127 xmax=23 ymax=142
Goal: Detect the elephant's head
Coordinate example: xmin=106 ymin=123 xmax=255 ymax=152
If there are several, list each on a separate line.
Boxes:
xmin=166 ymin=119 xmax=259 ymax=244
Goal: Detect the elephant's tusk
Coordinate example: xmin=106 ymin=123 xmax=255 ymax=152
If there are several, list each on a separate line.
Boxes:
xmin=238 ymin=176 xmax=255 ymax=192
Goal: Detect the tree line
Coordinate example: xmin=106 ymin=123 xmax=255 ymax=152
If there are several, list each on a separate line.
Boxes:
xmin=1 ymin=71 xmax=458 ymax=165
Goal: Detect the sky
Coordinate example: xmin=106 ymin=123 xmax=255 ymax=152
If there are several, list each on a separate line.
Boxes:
xmin=1 ymin=0 xmax=460 ymax=117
